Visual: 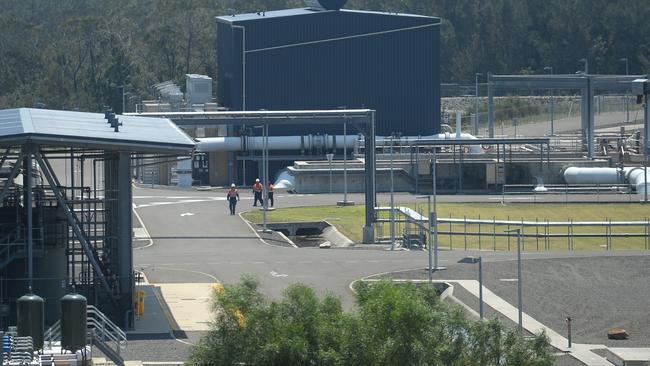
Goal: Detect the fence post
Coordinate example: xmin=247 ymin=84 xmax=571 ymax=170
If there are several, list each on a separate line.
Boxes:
xmin=449 ymin=213 xmax=452 ymax=250
xmin=507 ymin=215 xmax=511 ymax=251
xmin=478 ymin=214 xmax=482 ymax=250
xmin=567 ymin=218 xmax=571 ymax=250
xmin=464 ymin=215 xmax=467 ymax=250
xmin=536 ymin=217 xmax=539 ymax=251
xmin=521 ymin=219 xmax=525 ymax=252
xmin=646 ymin=218 xmax=649 ymax=250
xmin=493 ymin=216 xmax=496 ymax=251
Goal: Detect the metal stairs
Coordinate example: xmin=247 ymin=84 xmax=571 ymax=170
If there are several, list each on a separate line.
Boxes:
xmin=44 ymin=305 xmax=127 ymax=366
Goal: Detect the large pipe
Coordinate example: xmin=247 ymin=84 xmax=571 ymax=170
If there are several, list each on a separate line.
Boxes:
xmin=196 ymin=133 xmax=484 ymax=154
xmin=563 ymin=166 xmax=649 ymax=196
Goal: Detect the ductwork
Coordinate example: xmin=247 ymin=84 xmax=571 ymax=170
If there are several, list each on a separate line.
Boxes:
xmin=563 ymin=166 xmax=649 ymax=196
xmin=196 ymin=133 xmax=485 ymax=154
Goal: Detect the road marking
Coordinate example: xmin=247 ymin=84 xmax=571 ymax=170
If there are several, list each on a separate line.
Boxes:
xmin=499 ymin=278 xmax=519 ymax=282
xmin=180 ymin=212 xmax=195 ymax=217
xmin=270 ymin=271 xmax=288 ymax=278
xmin=132 ymin=203 xmax=154 ymax=250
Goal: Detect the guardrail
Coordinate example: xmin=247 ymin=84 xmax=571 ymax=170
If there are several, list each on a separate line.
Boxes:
xmin=375 ymin=206 xmax=650 ymax=251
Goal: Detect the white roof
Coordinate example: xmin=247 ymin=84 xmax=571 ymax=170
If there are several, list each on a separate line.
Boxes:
xmin=0 ymin=108 xmax=195 ymax=153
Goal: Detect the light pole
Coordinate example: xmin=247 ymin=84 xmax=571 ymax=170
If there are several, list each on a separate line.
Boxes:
xmin=337 ymin=121 xmax=354 ymax=206
xmin=475 ymin=73 xmax=483 ymax=135
xmin=459 ymin=256 xmax=483 ymax=319
xmin=432 ymin=146 xmax=438 ymax=270
xmin=417 ymin=195 xmax=432 ymax=285
xmin=579 ymin=58 xmax=589 ymax=74
xmin=543 ymin=66 xmax=555 ymax=135
xmin=619 ymin=58 xmax=629 ymax=123
xmin=389 ymin=133 xmax=396 ymax=250
xmin=506 ymin=228 xmax=523 ymax=335
xmin=254 ymin=124 xmax=271 ymax=233
xmin=120 ymin=85 xmax=126 ymax=114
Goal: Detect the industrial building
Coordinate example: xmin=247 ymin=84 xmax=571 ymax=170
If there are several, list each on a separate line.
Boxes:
xmin=215 ymin=2 xmax=441 ymax=137
xmin=200 ymin=1 xmax=439 ymax=185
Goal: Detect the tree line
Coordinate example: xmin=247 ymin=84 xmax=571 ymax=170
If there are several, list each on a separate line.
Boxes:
xmin=0 ymin=0 xmax=647 ymax=112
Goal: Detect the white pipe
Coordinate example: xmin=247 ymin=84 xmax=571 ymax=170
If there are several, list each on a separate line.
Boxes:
xmin=196 ymin=133 xmax=484 ymax=154
xmin=563 ymin=166 xmax=649 ymax=196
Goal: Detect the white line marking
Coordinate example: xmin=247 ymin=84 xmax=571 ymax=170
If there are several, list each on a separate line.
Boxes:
xmin=132 ymin=203 xmax=154 ymax=250
xmin=180 ymin=212 xmax=195 ymax=217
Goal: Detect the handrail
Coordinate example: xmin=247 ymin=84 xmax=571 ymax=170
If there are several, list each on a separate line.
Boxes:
xmin=43 ymin=305 xmax=127 ymax=353
xmin=44 ymin=319 xmax=61 ymax=345
xmin=87 ymin=305 xmax=128 ymax=351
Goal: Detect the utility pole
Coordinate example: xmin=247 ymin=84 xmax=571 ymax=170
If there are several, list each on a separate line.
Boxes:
xmin=475 ymin=73 xmax=483 ymax=135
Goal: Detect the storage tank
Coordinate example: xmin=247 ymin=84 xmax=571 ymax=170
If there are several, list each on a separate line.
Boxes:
xmin=17 ymin=292 xmax=44 ymax=350
xmin=60 ymin=293 xmax=87 ymax=351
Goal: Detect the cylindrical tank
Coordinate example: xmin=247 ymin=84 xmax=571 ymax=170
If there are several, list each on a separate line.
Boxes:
xmin=17 ymin=293 xmax=44 ymax=350
xmin=60 ymin=293 xmax=87 ymax=351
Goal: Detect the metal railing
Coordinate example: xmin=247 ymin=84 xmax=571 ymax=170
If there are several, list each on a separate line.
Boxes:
xmin=375 ymin=206 xmax=650 ymax=251
xmin=44 ymin=305 xmax=127 ymax=354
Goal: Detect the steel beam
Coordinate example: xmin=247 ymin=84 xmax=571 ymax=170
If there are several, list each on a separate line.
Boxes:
xmin=34 ymin=151 xmax=113 ymax=296
xmin=24 ymin=146 xmax=33 ymax=288
xmin=363 ymin=111 xmax=376 ymax=243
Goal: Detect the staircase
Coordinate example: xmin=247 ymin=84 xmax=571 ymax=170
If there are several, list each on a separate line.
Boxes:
xmin=0 ymin=228 xmax=25 ymax=270
xmin=44 ymin=305 xmax=127 ymax=366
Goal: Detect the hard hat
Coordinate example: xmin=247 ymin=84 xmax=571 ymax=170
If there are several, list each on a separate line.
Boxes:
xmin=231 ymin=183 xmax=236 ymax=188
xmin=255 ymin=178 xmax=260 ymax=182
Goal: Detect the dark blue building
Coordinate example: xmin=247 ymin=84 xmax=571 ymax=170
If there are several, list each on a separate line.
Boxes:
xmin=216 ymin=5 xmax=441 ymax=136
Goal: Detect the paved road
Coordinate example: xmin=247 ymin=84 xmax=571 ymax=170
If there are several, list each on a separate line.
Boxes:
xmin=132 ymin=187 xmax=650 ymax=365
xmin=132 ymin=187 xmax=644 ymax=309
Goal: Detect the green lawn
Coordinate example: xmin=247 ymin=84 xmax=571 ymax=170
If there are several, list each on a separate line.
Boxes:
xmin=242 ymin=203 xmax=650 ymax=251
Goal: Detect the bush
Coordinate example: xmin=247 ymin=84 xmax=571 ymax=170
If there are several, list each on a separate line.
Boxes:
xmin=189 ymin=277 xmax=553 ymax=366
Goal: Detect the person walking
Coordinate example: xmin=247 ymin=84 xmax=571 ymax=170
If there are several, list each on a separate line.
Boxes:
xmin=267 ymin=181 xmax=274 ymax=207
xmin=252 ymin=178 xmax=264 ymax=206
xmin=226 ymin=183 xmax=240 ymax=215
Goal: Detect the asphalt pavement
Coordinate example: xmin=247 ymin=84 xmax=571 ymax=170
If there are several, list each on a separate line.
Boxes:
xmin=132 ymin=186 xmax=650 ymax=365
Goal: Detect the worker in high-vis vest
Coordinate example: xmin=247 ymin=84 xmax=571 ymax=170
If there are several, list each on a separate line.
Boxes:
xmin=226 ymin=183 xmax=240 ymax=215
xmin=267 ymin=182 xmax=274 ymax=207
xmin=252 ymin=178 xmax=264 ymax=207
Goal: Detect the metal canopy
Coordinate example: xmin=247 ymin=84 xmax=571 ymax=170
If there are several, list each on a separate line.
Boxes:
xmin=0 ymin=108 xmax=195 ymax=153
xmin=130 ymin=109 xmax=378 ymax=243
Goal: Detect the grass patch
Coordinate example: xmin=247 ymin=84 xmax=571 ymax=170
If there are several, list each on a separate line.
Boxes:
xmin=242 ymin=203 xmax=650 ymax=251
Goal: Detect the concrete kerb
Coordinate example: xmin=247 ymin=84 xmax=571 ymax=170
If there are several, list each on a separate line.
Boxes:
xmin=351 ymin=268 xmax=615 ymax=366
xmin=238 ymin=212 xmax=298 ymax=249
xmin=133 ymin=203 xmax=154 ymax=250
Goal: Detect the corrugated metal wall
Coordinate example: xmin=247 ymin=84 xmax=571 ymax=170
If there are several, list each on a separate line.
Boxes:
xmin=217 ymin=9 xmax=440 ymax=136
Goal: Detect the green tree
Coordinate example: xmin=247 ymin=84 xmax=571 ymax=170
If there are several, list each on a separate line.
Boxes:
xmin=189 ymin=277 xmax=553 ymax=366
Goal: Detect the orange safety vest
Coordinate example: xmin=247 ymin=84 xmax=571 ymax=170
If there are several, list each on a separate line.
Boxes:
xmin=227 ymin=189 xmax=238 ymax=198
xmin=253 ymin=183 xmax=263 ymax=192
xmin=268 ymin=184 xmax=274 ymax=192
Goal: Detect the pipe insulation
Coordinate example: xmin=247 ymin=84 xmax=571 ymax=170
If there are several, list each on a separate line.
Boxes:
xmin=563 ymin=166 xmax=649 ymax=196
xmin=196 ymin=133 xmax=484 ymax=154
